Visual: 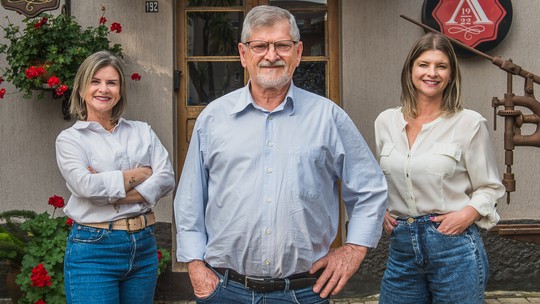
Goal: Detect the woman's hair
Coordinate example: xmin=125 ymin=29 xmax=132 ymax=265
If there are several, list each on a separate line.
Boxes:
xmin=69 ymin=51 xmax=127 ymax=121
xmin=241 ymin=5 xmax=300 ymax=43
xmin=400 ymin=32 xmax=462 ymax=119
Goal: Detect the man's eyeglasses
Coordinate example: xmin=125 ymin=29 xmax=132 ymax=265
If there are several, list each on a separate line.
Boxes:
xmin=244 ymin=40 xmax=298 ymax=56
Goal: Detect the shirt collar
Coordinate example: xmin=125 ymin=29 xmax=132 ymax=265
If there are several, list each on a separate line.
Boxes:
xmin=230 ymin=81 xmax=296 ymax=116
xmin=73 ymin=117 xmax=125 ymax=130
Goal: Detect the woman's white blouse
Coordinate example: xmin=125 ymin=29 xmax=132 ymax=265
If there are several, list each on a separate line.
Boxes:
xmin=374 ymin=107 xmax=505 ymax=229
xmin=55 ymin=118 xmax=175 ymax=223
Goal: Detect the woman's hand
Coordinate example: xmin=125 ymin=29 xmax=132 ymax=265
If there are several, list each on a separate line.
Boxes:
xmin=430 ymin=206 xmax=481 ymax=235
xmin=383 ymin=211 xmax=397 ymax=234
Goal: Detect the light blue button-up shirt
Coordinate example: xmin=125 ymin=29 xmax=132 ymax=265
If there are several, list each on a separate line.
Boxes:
xmin=175 ymin=83 xmax=387 ymax=278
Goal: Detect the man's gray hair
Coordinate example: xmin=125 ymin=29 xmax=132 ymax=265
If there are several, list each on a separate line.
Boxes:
xmin=241 ymin=5 xmax=300 ymax=42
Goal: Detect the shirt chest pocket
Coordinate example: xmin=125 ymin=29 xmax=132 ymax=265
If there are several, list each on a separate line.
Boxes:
xmin=378 ymin=143 xmax=394 ymax=175
xmin=426 ymin=143 xmax=461 ymax=177
xmin=287 ymin=147 xmax=326 ymax=200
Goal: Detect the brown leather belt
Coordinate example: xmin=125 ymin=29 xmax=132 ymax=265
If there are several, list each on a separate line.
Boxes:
xmin=81 ymin=212 xmax=155 ymax=233
xmin=213 ymin=267 xmax=322 ymax=293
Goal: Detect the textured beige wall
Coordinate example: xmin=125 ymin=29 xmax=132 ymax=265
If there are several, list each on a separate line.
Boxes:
xmin=2 ymin=0 xmax=538 ymax=222
xmin=342 ymin=0 xmax=540 ymax=219
xmin=0 ymin=0 xmax=176 ymax=222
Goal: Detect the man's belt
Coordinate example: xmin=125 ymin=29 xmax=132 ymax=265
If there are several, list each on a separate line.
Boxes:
xmin=213 ymin=267 xmax=322 ymax=293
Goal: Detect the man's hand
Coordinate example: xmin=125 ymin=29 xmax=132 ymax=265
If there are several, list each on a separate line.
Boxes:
xmin=310 ymin=243 xmax=368 ymax=298
xmin=187 ymin=260 xmax=219 ymax=299
xmin=430 ymin=205 xmax=481 ymax=235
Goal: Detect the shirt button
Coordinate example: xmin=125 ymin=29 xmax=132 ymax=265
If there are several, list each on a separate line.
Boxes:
xmin=266 ymin=197 xmax=272 ymax=203
xmin=268 ymin=141 xmax=274 ymax=147
xmin=267 ymin=167 xmax=273 ymax=173
xmin=265 ymin=228 xmax=271 ymax=235
xmin=264 ymin=259 xmax=270 ymax=265
xmin=268 ymin=115 xmax=273 ymax=120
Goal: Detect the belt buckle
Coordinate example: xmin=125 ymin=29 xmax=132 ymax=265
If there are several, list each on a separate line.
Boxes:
xmin=125 ymin=215 xmax=144 ymax=233
xmin=244 ymin=275 xmax=266 ymax=289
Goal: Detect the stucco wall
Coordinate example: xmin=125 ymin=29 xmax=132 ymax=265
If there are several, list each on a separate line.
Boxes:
xmin=342 ymin=0 xmax=540 ymax=220
xmin=1 ymin=0 xmax=539 ymax=300
xmin=0 ymin=0 xmax=176 ymax=222
xmin=3 ymin=0 xmax=536 ymax=230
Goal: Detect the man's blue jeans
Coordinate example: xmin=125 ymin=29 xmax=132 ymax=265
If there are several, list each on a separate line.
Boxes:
xmin=195 ymin=268 xmax=329 ymax=304
xmin=64 ymin=223 xmax=158 ymax=304
xmin=379 ymin=214 xmax=488 ymax=304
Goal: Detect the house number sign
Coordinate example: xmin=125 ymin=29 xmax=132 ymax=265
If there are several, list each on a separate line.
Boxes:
xmin=422 ymin=0 xmax=513 ymax=57
xmin=145 ymin=1 xmax=158 ymax=13
xmin=1 ymin=0 xmax=60 ymax=17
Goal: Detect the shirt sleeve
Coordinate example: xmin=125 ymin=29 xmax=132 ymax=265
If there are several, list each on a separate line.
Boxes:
xmin=134 ymin=126 xmax=175 ymax=207
xmin=464 ymin=118 xmax=505 ymax=229
xmin=55 ymin=130 xmax=126 ymax=205
xmin=336 ymin=113 xmax=388 ymax=248
xmin=174 ymin=121 xmax=209 ymax=262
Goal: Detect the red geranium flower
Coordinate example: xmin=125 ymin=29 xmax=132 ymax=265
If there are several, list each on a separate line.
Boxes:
xmin=110 ymin=22 xmax=122 ymax=33
xmin=99 ymin=17 xmax=107 ymax=25
xmin=48 ymin=195 xmax=65 ymax=208
xmin=25 ymin=66 xmax=45 ymax=79
xmin=0 ymin=76 xmax=4 ymax=84
xmin=157 ymin=249 xmax=162 ymax=261
xmin=34 ymin=17 xmax=48 ymax=28
xmin=66 ymin=217 xmax=74 ymax=226
xmin=30 ymin=263 xmax=52 ymax=288
xmin=47 ymin=76 xmax=60 ymax=88
xmin=55 ymin=84 xmax=68 ymax=96
xmin=131 ymin=73 xmax=141 ymax=81
xmin=0 ymin=88 xmax=5 ymax=99
xmin=35 ymin=300 xmax=46 ymax=304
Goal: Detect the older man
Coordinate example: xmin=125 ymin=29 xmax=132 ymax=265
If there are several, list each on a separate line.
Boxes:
xmin=174 ymin=5 xmax=387 ymax=303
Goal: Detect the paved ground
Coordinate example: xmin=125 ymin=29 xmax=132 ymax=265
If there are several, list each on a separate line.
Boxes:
xmin=2 ymin=291 xmax=539 ymax=303
xmin=150 ymin=291 xmax=540 ymax=303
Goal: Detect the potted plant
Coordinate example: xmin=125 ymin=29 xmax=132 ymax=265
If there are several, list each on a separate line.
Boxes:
xmin=0 ymin=6 xmax=123 ymax=118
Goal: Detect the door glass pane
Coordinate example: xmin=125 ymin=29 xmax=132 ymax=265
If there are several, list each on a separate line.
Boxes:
xmin=188 ymin=0 xmax=243 ymax=6
xmin=294 ymin=61 xmax=326 ymax=97
xmin=188 ymin=12 xmax=243 ymax=56
xmin=270 ymin=0 xmax=327 ymax=8
xmin=188 ymin=61 xmax=244 ymax=105
xmin=295 ymin=11 xmax=326 ymax=56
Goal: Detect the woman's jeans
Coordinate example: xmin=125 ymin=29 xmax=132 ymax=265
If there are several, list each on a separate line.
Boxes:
xmin=195 ymin=269 xmax=329 ymax=304
xmin=379 ymin=214 xmax=488 ymax=304
xmin=64 ymin=223 xmax=158 ymax=304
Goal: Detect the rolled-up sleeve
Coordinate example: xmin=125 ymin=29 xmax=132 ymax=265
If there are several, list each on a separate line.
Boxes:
xmin=465 ymin=119 xmax=505 ymax=229
xmin=136 ymin=127 xmax=175 ymax=207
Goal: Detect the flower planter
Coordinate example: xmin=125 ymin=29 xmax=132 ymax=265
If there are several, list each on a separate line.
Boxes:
xmin=6 ymin=262 xmax=22 ymax=304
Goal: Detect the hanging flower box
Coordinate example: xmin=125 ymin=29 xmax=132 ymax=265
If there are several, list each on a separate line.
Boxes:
xmin=0 ymin=7 xmax=124 ymax=118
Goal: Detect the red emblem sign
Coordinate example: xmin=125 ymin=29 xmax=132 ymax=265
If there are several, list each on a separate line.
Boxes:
xmin=432 ymin=0 xmax=507 ymax=48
